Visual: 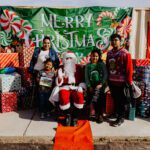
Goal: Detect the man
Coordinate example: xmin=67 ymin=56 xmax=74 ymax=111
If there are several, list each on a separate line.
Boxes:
xmin=56 ymin=51 xmax=85 ymax=126
xmin=106 ymin=34 xmax=133 ymax=126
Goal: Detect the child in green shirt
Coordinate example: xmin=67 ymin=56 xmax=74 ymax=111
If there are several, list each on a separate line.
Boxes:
xmin=85 ymin=49 xmax=107 ymax=123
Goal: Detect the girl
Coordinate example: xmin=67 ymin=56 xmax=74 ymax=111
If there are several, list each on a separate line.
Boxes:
xmin=85 ymin=49 xmax=107 ymax=123
xmin=37 ymin=58 xmax=56 ymax=119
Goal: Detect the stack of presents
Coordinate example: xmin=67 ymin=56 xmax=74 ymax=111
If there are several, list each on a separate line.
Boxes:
xmin=0 ymin=44 xmax=35 ymax=113
xmin=132 ymin=59 xmax=150 ymax=118
xmin=105 ymin=59 xmax=150 ymax=119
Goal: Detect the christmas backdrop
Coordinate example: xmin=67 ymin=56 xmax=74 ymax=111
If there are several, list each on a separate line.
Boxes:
xmin=0 ymin=6 xmax=132 ymax=63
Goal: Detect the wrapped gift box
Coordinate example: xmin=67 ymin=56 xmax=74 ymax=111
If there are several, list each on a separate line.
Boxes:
xmin=136 ymin=82 xmax=150 ymax=118
xmin=128 ymin=105 xmax=136 ymax=121
xmin=17 ymin=68 xmax=32 ymax=87
xmin=134 ymin=66 xmax=150 ymax=83
xmin=145 ymin=83 xmax=150 ymax=101
xmin=132 ymin=59 xmax=150 ymax=81
xmin=137 ymin=101 xmax=150 ymax=118
xmin=105 ymin=91 xmax=114 ymax=114
xmin=0 ymin=53 xmax=19 ymax=69
xmin=132 ymin=59 xmax=150 ymax=66
xmin=0 ymin=72 xmax=21 ymax=92
xmin=0 ymin=92 xmax=17 ymax=113
xmin=19 ymin=46 xmax=35 ymax=68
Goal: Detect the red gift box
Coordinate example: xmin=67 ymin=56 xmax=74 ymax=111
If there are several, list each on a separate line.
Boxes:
xmin=106 ymin=91 xmax=114 ymax=114
xmin=132 ymin=59 xmax=150 ymax=67
xmin=0 ymin=53 xmax=19 ymax=69
xmin=0 ymin=92 xmax=17 ymax=113
xmin=19 ymin=46 xmax=35 ymax=68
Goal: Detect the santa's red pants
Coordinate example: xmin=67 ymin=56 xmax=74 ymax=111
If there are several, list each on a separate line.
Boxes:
xmin=59 ymin=89 xmax=84 ymax=110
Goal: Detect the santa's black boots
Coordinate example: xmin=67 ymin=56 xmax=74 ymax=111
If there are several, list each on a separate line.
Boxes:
xmin=63 ymin=109 xmax=71 ymax=126
xmin=63 ymin=108 xmax=82 ymax=127
xmin=65 ymin=114 xmax=71 ymax=126
xmin=71 ymin=117 xmax=78 ymax=127
xmin=71 ymin=108 xmax=82 ymax=127
xmin=96 ymin=114 xmax=103 ymax=124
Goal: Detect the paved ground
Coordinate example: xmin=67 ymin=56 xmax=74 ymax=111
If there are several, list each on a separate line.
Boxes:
xmin=0 ymin=109 xmax=150 ymax=149
xmin=0 ymin=109 xmax=150 ymax=138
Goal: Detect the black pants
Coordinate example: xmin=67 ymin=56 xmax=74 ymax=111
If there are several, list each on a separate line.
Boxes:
xmin=39 ymin=91 xmax=52 ymax=113
xmin=109 ymin=83 xmax=126 ymax=119
xmin=31 ymin=70 xmax=39 ymax=107
xmin=94 ymin=90 xmax=105 ymax=116
xmin=86 ymin=87 xmax=105 ymax=116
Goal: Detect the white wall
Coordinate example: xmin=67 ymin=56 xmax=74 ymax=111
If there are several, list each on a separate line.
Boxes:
xmin=130 ymin=8 xmax=150 ymax=59
xmin=1 ymin=0 xmax=150 ymax=7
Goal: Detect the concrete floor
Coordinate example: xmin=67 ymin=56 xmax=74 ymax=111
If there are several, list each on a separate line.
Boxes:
xmin=0 ymin=109 xmax=150 ymax=138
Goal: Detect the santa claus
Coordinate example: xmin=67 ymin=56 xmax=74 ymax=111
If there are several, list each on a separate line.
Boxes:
xmin=56 ymin=51 xmax=85 ymax=126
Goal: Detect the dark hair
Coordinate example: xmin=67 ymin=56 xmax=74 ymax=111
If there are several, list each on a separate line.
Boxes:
xmin=43 ymin=36 xmax=51 ymax=42
xmin=44 ymin=58 xmax=53 ymax=65
xmin=91 ymin=49 xmax=102 ymax=62
xmin=110 ymin=34 xmax=121 ymax=41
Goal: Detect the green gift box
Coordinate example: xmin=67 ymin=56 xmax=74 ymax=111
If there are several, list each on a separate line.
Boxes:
xmin=129 ymin=105 xmax=136 ymax=121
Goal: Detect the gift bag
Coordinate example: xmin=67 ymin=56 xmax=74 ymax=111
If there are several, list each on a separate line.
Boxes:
xmin=128 ymin=104 xmax=136 ymax=121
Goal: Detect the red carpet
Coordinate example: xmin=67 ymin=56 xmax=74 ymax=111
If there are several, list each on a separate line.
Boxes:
xmin=53 ymin=120 xmax=94 ymax=150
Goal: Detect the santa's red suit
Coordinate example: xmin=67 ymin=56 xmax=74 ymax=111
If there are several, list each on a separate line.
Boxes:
xmin=56 ymin=52 xmax=85 ymax=110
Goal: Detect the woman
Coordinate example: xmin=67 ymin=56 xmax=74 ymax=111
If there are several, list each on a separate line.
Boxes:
xmin=29 ymin=36 xmax=60 ymax=76
xmin=29 ymin=36 xmax=60 ymax=109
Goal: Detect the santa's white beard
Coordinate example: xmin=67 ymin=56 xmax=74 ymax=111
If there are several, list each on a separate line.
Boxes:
xmin=64 ymin=60 xmax=76 ymax=83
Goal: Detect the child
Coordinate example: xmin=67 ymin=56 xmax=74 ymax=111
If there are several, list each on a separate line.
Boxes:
xmin=85 ymin=49 xmax=107 ymax=123
xmin=37 ymin=58 xmax=56 ymax=119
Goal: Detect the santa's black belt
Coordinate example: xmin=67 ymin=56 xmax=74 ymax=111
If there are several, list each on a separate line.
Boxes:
xmin=62 ymin=83 xmax=77 ymax=86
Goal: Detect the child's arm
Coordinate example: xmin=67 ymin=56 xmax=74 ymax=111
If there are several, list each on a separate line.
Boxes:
xmin=101 ymin=62 xmax=108 ymax=84
xmin=56 ymin=68 xmax=65 ymax=86
xmin=125 ymin=53 xmax=133 ymax=85
xmin=36 ymin=71 xmax=41 ymax=84
xmin=85 ymin=65 xmax=94 ymax=92
xmin=52 ymin=67 xmax=57 ymax=76
xmin=52 ymin=71 xmax=56 ymax=88
xmin=85 ymin=64 xmax=91 ymax=89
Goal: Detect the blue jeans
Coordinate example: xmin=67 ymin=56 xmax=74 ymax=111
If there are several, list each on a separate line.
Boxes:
xmin=38 ymin=92 xmax=51 ymax=113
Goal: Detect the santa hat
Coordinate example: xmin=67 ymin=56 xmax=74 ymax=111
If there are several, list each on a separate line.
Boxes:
xmin=63 ymin=51 xmax=77 ymax=63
